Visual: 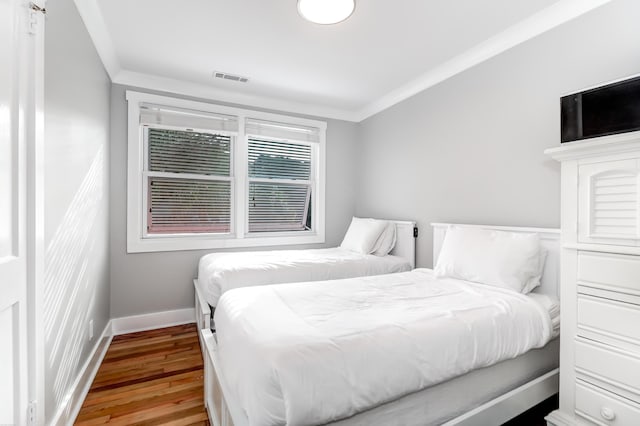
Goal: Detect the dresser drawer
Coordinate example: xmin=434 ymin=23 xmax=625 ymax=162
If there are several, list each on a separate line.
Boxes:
xmin=578 ymin=251 xmax=640 ymax=296
xmin=578 ymin=295 xmax=640 ymax=353
xmin=575 ymin=339 xmax=640 ymax=402
xmin=576 ymin=380 xmax=640 ymax=425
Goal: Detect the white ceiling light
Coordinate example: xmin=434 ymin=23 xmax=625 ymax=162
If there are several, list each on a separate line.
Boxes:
xmin=297 ymin=0 xmax=356 ymax=25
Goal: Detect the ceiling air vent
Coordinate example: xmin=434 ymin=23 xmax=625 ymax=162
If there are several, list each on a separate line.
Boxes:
xmin=213 ymin=71 xmax=249 ymax=83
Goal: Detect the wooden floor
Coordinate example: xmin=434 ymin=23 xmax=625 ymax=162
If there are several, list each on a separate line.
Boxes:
xmin=75 ymin=324 xmax=209 ymax=426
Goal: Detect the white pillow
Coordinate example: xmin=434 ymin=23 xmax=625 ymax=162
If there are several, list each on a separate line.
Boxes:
xmin=434 ymin=226 xmax=542 ymax=293
xmin=522 ymin=247 xmax=548 ymax=294
xmin=371 ymin=222 xmax=397 ymax=256
xmin=340 ymin=217 xmax=388 ymax=254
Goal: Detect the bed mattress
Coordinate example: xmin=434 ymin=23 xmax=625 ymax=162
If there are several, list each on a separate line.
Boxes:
xmin=197 ymin=247 xmax=411 ymax=307
xmin=215 ymin=268 xmax=559 ymax=426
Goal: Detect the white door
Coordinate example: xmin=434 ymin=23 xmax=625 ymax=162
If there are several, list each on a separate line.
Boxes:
xmin=0 ymin=0 xmax=37 ymax=424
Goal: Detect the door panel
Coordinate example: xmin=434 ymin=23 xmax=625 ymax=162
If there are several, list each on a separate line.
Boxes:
xmin=0 ymin=0 xmax=29 ymax=424
xmin=0 ymin=307 xmax=16 ymax=425
xmin=0 ymin=0 xmax=16 ymax=261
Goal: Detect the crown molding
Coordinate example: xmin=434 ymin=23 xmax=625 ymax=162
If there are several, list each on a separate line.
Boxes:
xmin=74 ymin=0 xmax=121 ymax=78
xmin=354 ymin=0 xmax=613 ymax=121
xmin=112 ymin=70 xmax=361 ymax=122
xmin=76 ymin=0 xmax=612 ymax=123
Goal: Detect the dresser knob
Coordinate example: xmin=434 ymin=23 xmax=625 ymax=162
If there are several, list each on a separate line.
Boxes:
xmin=600 ymin=406 xmax=616 ymax=421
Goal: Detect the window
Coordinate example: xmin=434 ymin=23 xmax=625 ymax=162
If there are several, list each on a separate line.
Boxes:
xmin=127 ymin=91 xmax=326 ymax=252
xmin=245 ymin=118 xmax=320 ymax=234
xmin=146 ymin=128 xmax=232 ymax=234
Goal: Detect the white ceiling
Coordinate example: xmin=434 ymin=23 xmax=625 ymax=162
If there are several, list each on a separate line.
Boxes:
xmin=78 ymin=0 xmax=612 ymax=121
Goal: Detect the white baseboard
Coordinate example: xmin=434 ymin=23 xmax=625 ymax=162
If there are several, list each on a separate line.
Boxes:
xmin=111 ymin=308 xmax=195 ymax=335
xmin=48 ymin=320 xmax=113 ymax=426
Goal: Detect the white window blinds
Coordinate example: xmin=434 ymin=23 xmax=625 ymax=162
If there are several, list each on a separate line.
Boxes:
xmin=245 ymin=118 xmax=320 ymax=143
xmin=140 ymin=104 xmax=239 ymax=133
xmin=146 ymin=128 xmax=232 ymax=234
xmin=247 ymin=137 xmax=313 ymax=232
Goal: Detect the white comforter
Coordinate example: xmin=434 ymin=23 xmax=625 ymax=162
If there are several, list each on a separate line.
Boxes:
xmin=198 ymin=247 xmax=411 ymax=306
xmin=215 ymin=269 xmax=555 ymax=426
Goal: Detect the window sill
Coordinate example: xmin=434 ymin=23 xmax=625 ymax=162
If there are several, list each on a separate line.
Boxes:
xmin=126 ymin=233 xmax=325 ymax=253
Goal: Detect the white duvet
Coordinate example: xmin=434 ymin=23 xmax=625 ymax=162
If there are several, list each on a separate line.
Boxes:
xmin=215 ymin=269 xmax=555 ymax=426
xmin=198 ymin=247 xmax=411 ymax=306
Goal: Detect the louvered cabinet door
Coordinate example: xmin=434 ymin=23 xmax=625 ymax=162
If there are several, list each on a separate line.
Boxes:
xmin=578 ymin=158 xmax=640 ymax=246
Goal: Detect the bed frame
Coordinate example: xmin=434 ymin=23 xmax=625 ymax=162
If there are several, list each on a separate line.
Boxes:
xmin=194 ymin=219 xmax=417 ymax=332
xmin=201 ymin=223 xmax=561 ymax=426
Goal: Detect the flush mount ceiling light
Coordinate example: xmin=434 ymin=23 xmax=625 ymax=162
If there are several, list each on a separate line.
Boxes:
xmin=297 ymin=0 xmax=355 ymax=25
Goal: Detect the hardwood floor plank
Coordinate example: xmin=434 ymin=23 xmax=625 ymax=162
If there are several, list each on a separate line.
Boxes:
xmin=83 ymin=370 xmax=202 ymax=405
xmin=130 ymin=404 xmax=208 ymax=426
xmin=105 ymin=334 xmax=196 ymax=355
xmin=77 ymin=387 xmax=201 ymax=422
xmin=75 ymin=324 xmax=209 ymax=426
xmin=91 ymin=354 xmax=203 ymax=387
xmin=78 ymin=381 xmax=203 ymax=418
xmin=102 ymin=343 xmax=197 ymax=367
xmin=105 ymin=399 xmax=203 ymax=426
xmin=75 ymin=415 xmax=111 ymax=426
xmin=90 ymin=366 xmax=202 ymax=393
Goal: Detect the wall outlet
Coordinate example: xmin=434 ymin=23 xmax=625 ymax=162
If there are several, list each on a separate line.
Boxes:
xmin=89 ymin=319 xmax=94 ymax=340
xmin=28 ymin=401 xmax=37 ymax=426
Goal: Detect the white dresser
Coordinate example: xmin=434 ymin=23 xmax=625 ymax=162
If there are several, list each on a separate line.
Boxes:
xmin=546 ymin=131 xmax=640 ymax=426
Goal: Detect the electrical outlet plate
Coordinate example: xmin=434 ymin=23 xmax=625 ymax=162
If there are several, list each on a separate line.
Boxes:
xmin=28 ymin=401 xmax=36 ymax=425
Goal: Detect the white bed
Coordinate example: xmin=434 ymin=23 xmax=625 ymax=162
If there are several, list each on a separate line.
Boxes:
xmin=194 ymin=220 xmax=416 ymax=330
xmin=201 ymin=223 xmax=561 ymax=426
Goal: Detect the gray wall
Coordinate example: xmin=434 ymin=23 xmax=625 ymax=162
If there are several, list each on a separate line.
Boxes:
xmin=44 ymin=0 xmax=111 ymax=420
xmin=356 ymin=0 xmax=640 ymax=268
xmin=110 ymin=84 xmax=359 ymax=317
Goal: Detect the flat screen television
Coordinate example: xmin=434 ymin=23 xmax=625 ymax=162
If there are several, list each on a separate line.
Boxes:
xmin=561 ymin=75 xmax=640 ymax=143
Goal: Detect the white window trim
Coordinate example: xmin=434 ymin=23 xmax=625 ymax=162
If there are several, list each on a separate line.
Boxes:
xmin=126 ymin=90 xmax=326 ymax=253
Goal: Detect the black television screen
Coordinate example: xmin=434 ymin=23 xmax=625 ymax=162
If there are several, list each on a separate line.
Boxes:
xmin=561 ymin=75 xmax=640 ymax=143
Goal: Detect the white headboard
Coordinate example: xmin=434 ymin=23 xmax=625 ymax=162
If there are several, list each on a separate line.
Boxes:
xmin=389 ymin=220 xmax=417 ymax=269
xmin=431 ymin=223 xmax=560 ymax=298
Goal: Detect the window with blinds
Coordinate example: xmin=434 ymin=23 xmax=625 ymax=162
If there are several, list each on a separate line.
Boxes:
xmin=248 ymin=138 xmax=312 ymax=232
xmin=127 ymin=91 xmax=326 ymax=251
xmin=145 ymin=128 xmax=232 ymax=234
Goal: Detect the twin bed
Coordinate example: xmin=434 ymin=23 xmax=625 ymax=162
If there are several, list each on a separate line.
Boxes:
xmin=194 ymin=220 xmax=417 ymax=330
xmin=194 ymin=222 xmax=561 ymax=426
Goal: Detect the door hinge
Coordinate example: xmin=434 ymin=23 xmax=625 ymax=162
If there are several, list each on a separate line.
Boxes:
xmin=28 ymin=2 xmax=46 ymax=35
xmin=29 ymin=2 xmax=46 ymax=13
xmin=28 ymin=401 xmax=37 ymax=425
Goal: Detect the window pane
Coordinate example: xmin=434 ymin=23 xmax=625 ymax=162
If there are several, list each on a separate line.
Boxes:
xmin=248 ymin=183 xmax=311 ymax=232
xmin=148 ymin=128 xmax=231 ymax=176
xmin=148 ymin=177 xmax=231 ymax=234
xmin=248 ymin=138 xmax=311 ymax=180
